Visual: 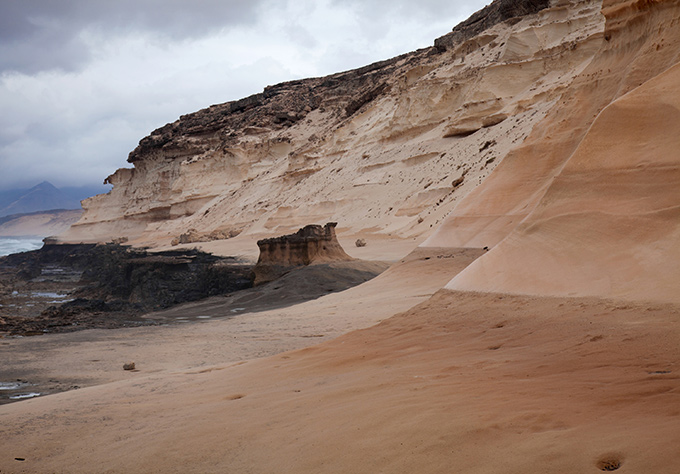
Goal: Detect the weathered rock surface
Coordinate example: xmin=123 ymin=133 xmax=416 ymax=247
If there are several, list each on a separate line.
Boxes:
xmin=59 ymin=0 xmax=606 ymax=246
xmin=253 ymin=222 xmax=353 ymax=284
xmin=56 ymin=0 xmax=680 ymax=305
xmin=0 ymin=244 xmax=253 ymax=335
xmin=434 ymin=0 xmax=552 ymax=52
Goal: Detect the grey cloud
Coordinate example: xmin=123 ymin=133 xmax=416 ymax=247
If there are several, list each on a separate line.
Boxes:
xmin=284 ymin=24 xmax=318 ymax=50
xmin=0 ymin=0 xmax=491 ymax=190
xmin=332 ymin=0 xmax=487 ymax=30
xmin=0 ymin=0 xmax=267 ymax=74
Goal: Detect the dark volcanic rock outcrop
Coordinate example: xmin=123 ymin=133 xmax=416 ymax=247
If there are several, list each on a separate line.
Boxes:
xmin=253 ymin=222 xmax=353 ymax=285
xmin=75 ymin=246 xmax=253 ymax=308
xmin=125 ymin=55 xmax=418 ymax=165
xmin=0 ymin=244 xmax=253 ymax=335
xmin=434 ymin=0 xmax=552 ymax=52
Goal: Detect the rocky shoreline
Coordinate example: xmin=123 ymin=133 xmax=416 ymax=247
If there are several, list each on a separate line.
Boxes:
xmin=0 ymin=236 xmax=388 ymax=337
xmin=0 ymin=243 xmax=253 ymax=336
xmin=0 ymin=239 xmax=389 ymax=405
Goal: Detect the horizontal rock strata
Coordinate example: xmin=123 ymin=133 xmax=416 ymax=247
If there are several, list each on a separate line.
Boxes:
xmin=253 ymin=222 xmax=353 ymax=284
xmin=60 ymin=0 xmax=606 ymax=247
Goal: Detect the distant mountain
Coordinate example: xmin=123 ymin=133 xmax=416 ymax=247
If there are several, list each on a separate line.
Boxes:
xmin=0 ymin=181 xmax=87 ymax=218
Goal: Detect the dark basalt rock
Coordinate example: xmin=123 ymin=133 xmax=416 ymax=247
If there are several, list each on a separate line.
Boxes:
xmin=75 ymin=247 xmax=253 ymax=309
xmin=434 ymin=0 xmax=552 ymax=52
xmin=0 ymin=244 xmax=253 ymax=335
xmin=125 ymin=53 xmax=420 ymax=165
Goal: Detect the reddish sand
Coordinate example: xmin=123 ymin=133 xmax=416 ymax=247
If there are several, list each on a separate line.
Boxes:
xmin=1 ymin=290 xmax=679 ymax=473
xmin=2 ymin=0 xmax=680 ymax=472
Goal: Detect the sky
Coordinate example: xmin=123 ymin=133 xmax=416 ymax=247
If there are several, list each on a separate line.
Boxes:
xmin=0 ymin=0 xmax=489 ymax=192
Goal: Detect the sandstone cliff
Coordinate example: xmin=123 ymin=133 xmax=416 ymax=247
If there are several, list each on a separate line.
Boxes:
xmin=60 ymin=0 xmax=680 ymax=303
xmin=61 ymin=0 xmax=604 ymax=247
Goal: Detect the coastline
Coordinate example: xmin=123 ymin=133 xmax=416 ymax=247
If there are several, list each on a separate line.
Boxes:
xmin=0 ymin=236 xmax=44 ymax=257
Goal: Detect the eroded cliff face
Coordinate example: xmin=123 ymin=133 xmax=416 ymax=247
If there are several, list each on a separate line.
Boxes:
xmin=253 ymin=222 xmax=353 ymax=284
xmin=441 ymin=0 xmax=680 ymax=303
xmin=61 ymin=0 xmax=606 ymax=246
xmin=59 ymin=0 xmax=680 ymax=303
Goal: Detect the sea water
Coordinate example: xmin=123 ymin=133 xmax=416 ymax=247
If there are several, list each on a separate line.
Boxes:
xmin=0 ymin=237 xmax=44 ymax=257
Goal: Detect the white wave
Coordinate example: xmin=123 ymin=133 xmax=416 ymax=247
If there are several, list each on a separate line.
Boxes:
xmin=0 ymin=237 xmax=44 ymax=257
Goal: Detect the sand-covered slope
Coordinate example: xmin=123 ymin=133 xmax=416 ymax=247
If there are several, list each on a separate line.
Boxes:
xmin=424 ymin=0 xmax=680 ymax=251
xmin=449 ymin=61 xmax=680 ymax=302
xmin=2 ymin=290 xmax=679 ymax=473
xmin=59 ymin=0 xmax=605 ymax=247
xmin=441 ymin=0 xmax=680 ymax=303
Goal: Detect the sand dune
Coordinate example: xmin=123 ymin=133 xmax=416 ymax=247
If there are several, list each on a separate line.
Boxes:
xmin=0 ymin=209 xmax=82 ymax=238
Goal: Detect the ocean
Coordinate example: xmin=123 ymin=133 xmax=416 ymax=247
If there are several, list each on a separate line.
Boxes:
xmin=0 ymin=237 xmax=44 ymax=257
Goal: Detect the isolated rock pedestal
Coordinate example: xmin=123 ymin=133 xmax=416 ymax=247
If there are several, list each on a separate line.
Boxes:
xmin=253 ymin=222 xmax=353 ymax=285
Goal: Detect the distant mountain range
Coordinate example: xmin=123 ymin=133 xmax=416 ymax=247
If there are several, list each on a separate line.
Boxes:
xmin=0 ymin=182 xmax=107 ymax=218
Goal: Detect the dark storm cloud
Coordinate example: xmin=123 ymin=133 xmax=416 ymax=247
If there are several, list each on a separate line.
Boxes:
xmin=0 ymin=0 xmax=266 ymax=74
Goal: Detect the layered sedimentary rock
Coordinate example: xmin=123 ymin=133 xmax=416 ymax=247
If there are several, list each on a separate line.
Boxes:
xmin=437 ymin=0 xmax=680 ymax=303
xmin=60 ymin=0 xmax=606 ymax=247
xmin=60 ymin=0 xmax=680 ymax=304
xmin=434 ymin=0 xmax=552 ymax=51
xmin=253 ymin=222 xmax=353 ymax=284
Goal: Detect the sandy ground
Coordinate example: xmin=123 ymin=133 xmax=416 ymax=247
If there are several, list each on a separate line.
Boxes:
xmin=0 ymin=242 xmax=480 ymax=404
xmin=1 ymin=236 xmax=678 ymax=474
xmin=154 ymin=232 xmax=427 ymax=263
xmin=1 ymin=286 xmax=678 ymax=473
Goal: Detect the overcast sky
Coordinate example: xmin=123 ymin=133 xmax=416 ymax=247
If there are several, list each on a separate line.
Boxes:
xmin=0 ymin=0 xmax=489 ymax=192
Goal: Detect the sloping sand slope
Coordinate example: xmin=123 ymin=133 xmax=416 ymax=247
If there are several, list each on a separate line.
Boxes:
xmin=2 ymin=291 xmax=679 ymax=473
xmin=0 ymin=210 xmax=82 ymax=238
xmin=2 ymin=0 xmax=679 ymax=472
xmin=0 ymin=247 xmax=481 ymax=407
xmin=448 ymin=60 xmax=680 ymax=303
xmin=424 ymin=0 xmax=680 ymax=250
